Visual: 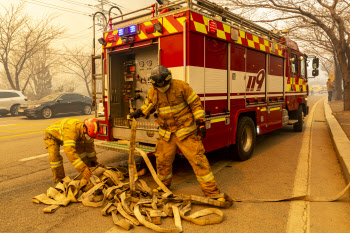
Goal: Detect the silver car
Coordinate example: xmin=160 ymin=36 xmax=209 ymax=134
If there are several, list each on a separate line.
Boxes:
xmin=0 ymin=90 xmax=27 ymax=116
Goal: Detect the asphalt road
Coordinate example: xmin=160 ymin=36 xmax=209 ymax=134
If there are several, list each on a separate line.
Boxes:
xmin=0 ymin=96 xmax=349 ymax=233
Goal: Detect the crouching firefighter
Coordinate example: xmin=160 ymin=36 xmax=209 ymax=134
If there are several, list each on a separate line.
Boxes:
xmin=44 ymin=118 xmax=100 ymax=183
xmin=129 ymin=65 xmax=226 ymax=202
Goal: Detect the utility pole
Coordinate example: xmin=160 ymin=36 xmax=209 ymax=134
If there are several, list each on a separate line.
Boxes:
xmin=95 ymin=0 xmax=107 ymax=30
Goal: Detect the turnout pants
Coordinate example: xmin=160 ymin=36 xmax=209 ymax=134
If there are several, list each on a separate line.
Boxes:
xmin=328 ymin=91 xmax=333 ymax=101
xmin=44 ymin=134 xmax=97 ymax=183
xmin=155 ymin=131 xmax=220 ymax=196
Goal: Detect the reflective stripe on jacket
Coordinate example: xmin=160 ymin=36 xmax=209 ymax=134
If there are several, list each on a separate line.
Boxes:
xmin=45 ymin=118 xmax=96 ymax=172
xmin=140 ymin=79 xmax=205 ymax=141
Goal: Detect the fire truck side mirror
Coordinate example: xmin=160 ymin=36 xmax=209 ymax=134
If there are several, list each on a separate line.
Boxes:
xmin=312 ymin=69 xmax=319 ymax=77
xmin=98 ymin=38 xmax=106 ymax=45
xmin=312 ymin=58 xmax=319 ymax=69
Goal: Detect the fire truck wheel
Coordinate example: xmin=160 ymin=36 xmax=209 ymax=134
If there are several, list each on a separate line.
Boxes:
xmin=293 ymin=105 xmax=304 ymax=132
xmin=233 ymin=116 xmax=256 ymax=161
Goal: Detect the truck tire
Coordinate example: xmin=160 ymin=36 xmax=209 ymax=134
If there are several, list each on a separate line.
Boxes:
xmin=10 ymin=104 xmax=19 ymax=116
xmin=232 ymin=116 xmax=256 ymax=161
xmin=293 ymin=105 xmax=304 ymax=132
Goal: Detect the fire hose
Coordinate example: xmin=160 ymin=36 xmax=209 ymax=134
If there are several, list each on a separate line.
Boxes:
xmin=32 ymin=117 xmax=350 ymax=231
xmin=33 ymin=119 xmax=233 ymax=232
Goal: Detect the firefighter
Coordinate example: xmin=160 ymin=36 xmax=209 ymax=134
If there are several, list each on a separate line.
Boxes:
xmin=129 ymin=65 xmax=224 ymax=200
xmin=327 ymin=78 xmax=335 ymax=101
xmin=309 ymin=86 xmax=314 ymax=96
xmin=44 ymin=118 xmax=100 ymax=183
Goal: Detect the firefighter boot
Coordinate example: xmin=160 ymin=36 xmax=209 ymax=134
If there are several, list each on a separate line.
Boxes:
xmin=51 ymin=165 xmax=65 ymax=183
xmin=208 ymin=193 xmax=233 ymax=208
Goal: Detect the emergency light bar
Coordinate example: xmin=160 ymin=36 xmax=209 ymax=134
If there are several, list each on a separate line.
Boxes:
xmin=118 ymin=25 xmax=139 ymax=37
xmin=118 ymin=28 xmax=124 ymax=36
xmin=128 ymin=25 xmax=137 ymax=34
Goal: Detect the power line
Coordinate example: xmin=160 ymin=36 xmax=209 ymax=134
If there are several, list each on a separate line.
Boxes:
xmin=59 ymin=26 xmax=94 ymax=39
xmin=59 ymin=33 xmax=92 ymax=40
xmin=0 ymin=48 xmax=91 ymax=57
xmin=103 ymin=0 xmax=132 ymax=12
xmin=56 ymin=0 xmax=94 ymax=9
xmin=22 ymin=0 xmax=92 ymax=16
xmin=59 ymin=26 xmax=104 ymax=40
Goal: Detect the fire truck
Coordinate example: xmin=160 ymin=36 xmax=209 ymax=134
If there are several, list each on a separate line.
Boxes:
xmin=91 ymin=0 xmax=319 ymax=161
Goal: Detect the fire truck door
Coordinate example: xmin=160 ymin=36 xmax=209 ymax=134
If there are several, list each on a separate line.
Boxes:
xmin=203 ymin=37 xmax=230 ymax=151
xmin=266 ymin=54 xmax=284 ymax=129
xmin=204 ymin=37 xmax=228 ymax=114
xmin=245 ymin=49 xmax=267 ymax=131
xmin=229 ymin=45 xmax=246 ymax=105
xmin=245 ymin=49 xmax=267 ymax=104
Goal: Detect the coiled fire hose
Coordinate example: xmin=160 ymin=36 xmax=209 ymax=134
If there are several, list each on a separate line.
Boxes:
xmin=33 ymin=118 xmax=233 ymax=232
xmin=32 ymin=117 xmax=350 ymax=232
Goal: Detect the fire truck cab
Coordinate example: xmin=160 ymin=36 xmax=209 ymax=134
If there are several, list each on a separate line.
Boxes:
xmin=92 ymin=0 xmax=317 ymax=161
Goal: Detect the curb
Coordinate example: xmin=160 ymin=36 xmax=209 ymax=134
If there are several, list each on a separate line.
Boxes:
xmin=324 ymin=99 xmax=350 ymax=183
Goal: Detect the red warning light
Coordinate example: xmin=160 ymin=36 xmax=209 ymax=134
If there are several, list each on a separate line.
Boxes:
xmin=129 ymin=66 xmax=136 ymax=72
xmin=106 ymin=34 xmax=116 ymax=42
xmin=145 ymin=24 xmax=155 ymax=34
xmin=208 ymin=20 xmax=217 ymax=34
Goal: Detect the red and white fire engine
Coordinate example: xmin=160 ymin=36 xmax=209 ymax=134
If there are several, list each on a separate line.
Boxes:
xmin=91 ymin=0 xmax=319 ymax=160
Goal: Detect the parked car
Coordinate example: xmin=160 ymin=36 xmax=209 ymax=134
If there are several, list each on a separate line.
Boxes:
xmin=0 ymin=90 xmax=27 ymax=116
xmin=19 ymin=92 xmax=92 ymax=119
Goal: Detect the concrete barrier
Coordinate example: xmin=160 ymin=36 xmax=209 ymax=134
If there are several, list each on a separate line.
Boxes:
xmin=324 ymin=99 xmax=350 ymax=183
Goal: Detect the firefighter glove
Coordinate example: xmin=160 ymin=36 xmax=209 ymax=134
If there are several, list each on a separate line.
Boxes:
xmin=83 ymin=167 xmax=93 ymax=179
xmin=90 ymin=161 xmax=99 ymax=167
xmin=129 ymin=109 xmax=144 ymax=119
xmin=196 ymin=119 xmax=206 ymax=139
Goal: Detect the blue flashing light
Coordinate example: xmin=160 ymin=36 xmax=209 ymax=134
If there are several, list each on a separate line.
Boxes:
xmin=118 ymin=28 xmax=124 ymax=36
xmin=129 ymin=25 xmax=137 ymax=34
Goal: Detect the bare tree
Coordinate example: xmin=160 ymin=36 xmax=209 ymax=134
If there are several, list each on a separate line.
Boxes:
xmin=55 ymin=85 xmax=75 ymax=93
xmin=22 ymin=46 xmax=61 ymax=100
xmin=62 ymin=46 xmax=92 ymax=97
xmin=0 ymin=3 xmax=64 ymax=91
xmin=222 ymin=0 xmax=350 ymax=109
xmin=288 ymin=25 xmax=343 ymax=99
xmin=334 ymin=55 xmax=343 ymax=100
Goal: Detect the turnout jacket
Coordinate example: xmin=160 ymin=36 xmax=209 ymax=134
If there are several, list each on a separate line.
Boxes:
xmin=327 ymin=80 xmax=334 ymax=92
xmin=45 ymin=119 xmax=96 ymax=172
xmin=140 ymin=79 xmax=205 ymax=141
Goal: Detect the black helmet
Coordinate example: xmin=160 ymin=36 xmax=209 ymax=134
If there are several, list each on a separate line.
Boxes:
xmin=150 ymin=65 xmax=172 ymax=88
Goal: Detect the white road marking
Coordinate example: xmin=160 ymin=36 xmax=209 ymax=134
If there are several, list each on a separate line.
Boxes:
xmin=19 ymin=150 xmax=64 ymax=162
xmin=286 ymin=97 xmax=325 ymax=233
xmin=0 ymin=124 xmax=15 ymax=127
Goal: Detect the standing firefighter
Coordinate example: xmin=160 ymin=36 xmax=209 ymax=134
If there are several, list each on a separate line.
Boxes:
xmin=327 ymin=78 xmax=335 ymax=101
xmin=44 ymin=118 xmax=100 ymax=183
xmin=129 ymin=65 xmax=224 ymax=200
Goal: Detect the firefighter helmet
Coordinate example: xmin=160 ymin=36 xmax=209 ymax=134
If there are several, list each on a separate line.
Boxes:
xmin=150 ymin=65 xmax=172 ymax=88
xmin=84 ymin=118 xmax=100 ymax=138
